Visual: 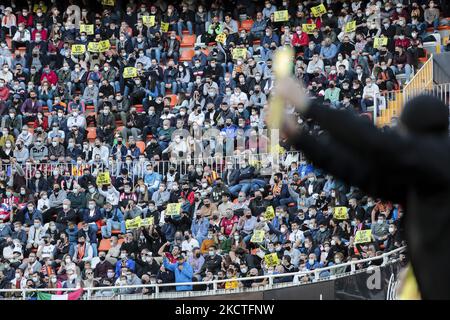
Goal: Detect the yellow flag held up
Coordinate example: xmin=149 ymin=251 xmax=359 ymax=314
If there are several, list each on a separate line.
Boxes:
xmin=302 ymin=23 xmax=316 ymax=34
xmin=80 ymin=24 xmax=94 ymax=35
xmin=71 ymin=44 xmax=86 ymax=55
xmin=273 ymin=10 xmax=289 ymax=22
xmin=345 ymin=21 xmax=356 ymax=33
xmin=101 ymin=0 xmax=115 ymax=6
xmin=264 ymin=206 xmax=275 ymax=220
xmin=354 ymin=230 xmax=373 ymax=244
xmin=311 ymin=4 xmax=327 ymax=17
xmin=250 ymin=229 xmax=265 ymax=243
xmin=125 ymin=216 xmax=142 ymax=230
xmin=232 ymin=48 xmax=247 ymax=60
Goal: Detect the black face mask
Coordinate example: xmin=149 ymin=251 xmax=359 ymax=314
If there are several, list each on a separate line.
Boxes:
xmin=99 ymin=256 xmax=106 ymax=261
xmin=255 ymin=195 xmax=262 ymax=201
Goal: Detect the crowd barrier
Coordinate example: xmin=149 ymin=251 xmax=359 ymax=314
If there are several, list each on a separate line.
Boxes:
xmin=0 ymin=247 xmax=406 ymax=300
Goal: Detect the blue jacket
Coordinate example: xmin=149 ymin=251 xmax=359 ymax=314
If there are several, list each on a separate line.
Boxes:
xmin=298 ymin=164 xmax=314 ymax=178
xmin=24 ymin=209 xmax=43 ymax=226
xmin=320 ymin=43 xmax=338 ymax=60
xmin=144 ymin=172 xmax=161 ymax=190
xmin=115 ymin=258 xmax=136 ymax=278
xmin=191 ymin=217 xmax=209 ymax=239
xmin=65 ymin=225 xmax=79 ymax=244
xmin=82 ymin=208 xmax=104 ymax=224
xmin=163 ymin=259 xmax=193 ymax=291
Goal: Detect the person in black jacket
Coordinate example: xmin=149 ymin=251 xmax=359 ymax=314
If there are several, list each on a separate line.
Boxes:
xmin=276 ymin=76 xmax=450 ymax=299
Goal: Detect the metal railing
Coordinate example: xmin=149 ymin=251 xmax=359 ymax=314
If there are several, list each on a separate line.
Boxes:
xmin=0 ymin=246 xmax=406 ymax=300
xmin=0 ymin=151 xmax=304 ymax=185
xmin=403 ymin=53 xmax=434 ymax=103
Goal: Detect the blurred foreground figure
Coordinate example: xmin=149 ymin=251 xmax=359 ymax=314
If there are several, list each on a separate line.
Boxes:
xmin=275 ymin=78 xmax=450 ymax=300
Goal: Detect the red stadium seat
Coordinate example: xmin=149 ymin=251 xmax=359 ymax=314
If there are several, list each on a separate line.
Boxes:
xmin=180 ymin=49 xmax=195 ymax=62
xmin=240 ymin=19 xmax=254 ymax=32
xmin=181 ymin=35 xmax=196 ymax=48
xmin=87 ymin=127 xmax=96 ymax=141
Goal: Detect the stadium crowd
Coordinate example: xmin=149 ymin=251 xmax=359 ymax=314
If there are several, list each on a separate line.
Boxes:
xmin=0 ymin=0 xmax=446 ymax=297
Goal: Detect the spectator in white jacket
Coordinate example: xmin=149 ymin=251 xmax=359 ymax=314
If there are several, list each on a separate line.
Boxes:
xmin=229 ymin=86 xmax=248 ymax=107
xmin=99 ymin=184 xmax=120 ymax=206
xmin=26 ymin=218 xmax=45 ymax=250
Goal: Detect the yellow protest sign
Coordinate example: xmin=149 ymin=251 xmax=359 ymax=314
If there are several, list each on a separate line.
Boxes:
xmin=273 ymin=10 xmax=289 ymax=22
xmin=166 ymin=203 xmax=182 ymax=216
xmin=215 ymin=33 xmax=227 ymax=44
xmin=232 ymin=48 xmax=247 ymax=60
xmin=142 ymin=15 xmax=156 ymax=27
xmin=141 ymin=217 xmax=154 ymax=227
xmin=311 ymin=4 xmax=327 ymax=17
xmin=264 ymin=206 xmax=275 ymax=220
xmin=354 ymin=230 xmax=373 ymax=244
xmin=96 ymin=171 xmax=111 ymax=185
xmin=71 ymin=44 xmax=86 ymax=55
xmin=373 ymin=37 xmax=388 ymax=49
xmin=80 ymin=24 xmax=94 ymax=35
xmin=161 ymin=22 xmax=169 ymax=32
xmin=250 ymin=229 xmax=265 ymax=243
xmin=125 ymin=216 xmax=142 ymax=230
xmin=87 ymin=42 xmax=100 ymax=52
xmin=225 ymin=278 xmax=239 ymax=289
xmin=345 ymin=21 xmax=356 ymax=33
xmin=333 ymin=206 xmax=348 ymax=220
xmin=98 ymin=40 xmax=110 ymax=52
xmin=123 ymin=67 xmax=138 ymax=79
xmin=101 ymin=0 xmax=115 ymax=6
xmin=264 ymin=253 xmax=280 ymax=267
xmin=302 ymin=23 xmax=316 ymax=34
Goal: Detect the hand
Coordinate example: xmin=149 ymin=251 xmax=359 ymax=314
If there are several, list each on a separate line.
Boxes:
xmin=274 ymin=77 xmax=309 ymax=115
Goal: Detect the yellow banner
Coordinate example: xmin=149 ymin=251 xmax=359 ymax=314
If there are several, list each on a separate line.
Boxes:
xmin=101 ymin=0 xmax=115 ymax=6
xmin=87 ymin=42 xmax=100 ymax=52
xmin=273 ymin=10 xmax=289 ymax=22
xmin=264 ymin=206 xmax=275 ymax=220
xmin=354 ymin=230 xmax=373 ymax=244
xmin=250 ymin=229 xmax=265 ymax=243
xmin=80 ymin=24 xmax=94 ymax=35
xmin=96 ymin=171 xmax=111 ymax=185
xmin=71 ymin=44 xmax=86 ymax=55
xmin=333 ymin=206 xmax=348 ymax=220
xmin=264 ymin=253 xmax=280 ymax=267
xmin=161 ymin=22 xmax=169 ymax=32
xmin=373 ymin=37 xmax=388 ymax=49
xmin=311 ymin=4 xmax=327 ymax=17
xmin=232 ymin=48 xmax=247 ymax=60
xmin=125 ymin=216 xmax=142 ymax=230
xmin=302 ymin=23 xmax=316 ymax=34
xmin=345 ymin=21 xmax=356 ymax=33
xmin=123 ymin=67 xmax=138 ymax=79
xmin=166 ymin=203 xmax=182 ymax=216
xmin=142 ymin=15 xmax=156 ymax=27
xmin=215 ymin=33 xmax=227 ymax=44
xmin=141 ymin=217 xmax=154 ymax=227
xmin=98 ymin=40 xmax=110 ymax=52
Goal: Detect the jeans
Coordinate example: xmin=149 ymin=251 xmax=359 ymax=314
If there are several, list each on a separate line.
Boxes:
xmin=101 ymin=219 xmax=126 ymax=238
xmin=177 ymin=21 xmax=193 ymax=36
xmin=177 ymin=82 xmax=193 ymax=94
xmin=147 ymin=47 xmax=161 ymax=63
xmin=160 ymin=81 xmax=177 ymax=96
xmin=360 ymin=98 xmax=374 ymax=112
xmin=221 ymin=62 xmax=234 ymax=76
xmin=39 ymin=99 xmax=53 ymax=111
xmin=122 ymin=127 xmax=141 ymax=141
xmin=229 ymin=179 xmax=266 ymax=197
xmin=390 ymin=64 xmax=412 ymax=81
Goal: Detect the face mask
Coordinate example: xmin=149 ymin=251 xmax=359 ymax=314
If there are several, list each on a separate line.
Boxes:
xmin=63 ymin=204 xmax=69 ymax=210
xmin=208 ymin=251 xmax=214 ymax=256
xmin=34 ymin=223 xmax=40 ymax=228
xmin=377 ymin=219 xmax=384 ymax=224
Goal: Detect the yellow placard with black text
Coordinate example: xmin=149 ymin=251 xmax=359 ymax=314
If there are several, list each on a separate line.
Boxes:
xmin=264 ymin=206 xmax=275 ymax=220
xmin=142 ymin=16 xmax=156 ymax=27
xmin=311 ymin=4 xmax=327 ymax=17
xmin=215 ymin=33 xmax=227 ymax=44
xmin=333 ymin=206 xmax=348 ymax=220
xmin=264 ymin=253 xmax=280 ymax=267
xmin=80 ymin=24 xmax=94 ymax=35
xmin=96 ymin=171 xmax=111 ymax=185
xmin=302 ymin=24 xmax=316 ymax=34
xmin=274 ymin=10 xmax=289 ymax=22
xmin=71 ymin=44 xmax=86 ymax=55
xmin=354 ymin=230 xmax=373 ymax=244
xmin=250 ymin=229 xmax=265 ymax=243
xmin=123 ymin=67 xmax=138 ymax=79
xmin=166 ymin=203 xmax=182 ymax=216
xmin=373 ymin=37 xmax=388 ymax=49
xmin=160 ymin=22 xmax=169 ymax=32
xmin=345 ymin=21 xmax=356 ymax=33
xmin=232 ymin=48 xmax=247 ymax=60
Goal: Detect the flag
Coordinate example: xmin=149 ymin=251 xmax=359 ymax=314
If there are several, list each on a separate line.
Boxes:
xmin=37 ymin=288 xmax=83 ymax=300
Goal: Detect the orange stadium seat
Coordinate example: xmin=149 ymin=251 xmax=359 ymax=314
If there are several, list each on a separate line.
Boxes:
xmin=165 ymin=94 xmax=178 ymax=107
xmin=136 ymin=141 xmax=146 ymax=153
xmin=181 ymin=35 xmax=196 ymax=47
xmin=87 ymin=127 xmax=97 ymax=141
xmin=240 ymin=19 xmax=254 ymax=32
xmin=180 ymin=49 xmax=195 ymax=62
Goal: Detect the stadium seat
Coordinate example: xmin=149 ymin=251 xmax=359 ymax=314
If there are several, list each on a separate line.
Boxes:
xmin=86 ymin=105 xmax=95 ymax=111
xmin=99 ymin=238 xmax=125 ymax=252
xmin=240 ymin=19 xmax=254 ymax=32
xmin=87 ymin=127 xmax=97 ymax=141
xmin=134 ymin=104 xmax=144 ymax=112
xmin=180 ymin=49 xmax=195 ymax=62
xmin=136 ymin=141 xmax=145 ymax=153
xmin=165 ymin=94 xmax=178 ymax=107
xmin=181 ymin=35 xmax=196 ymax=47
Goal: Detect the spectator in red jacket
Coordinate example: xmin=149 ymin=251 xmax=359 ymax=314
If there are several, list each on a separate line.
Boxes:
xmin=394 ymin=34 xmax=411 ymax=50
xmin=31 ymin=22 xmax=48 ymax=41
xmin=40 ymin=65 xmax=58 ymax=86
xmin=292 ymin=26 xmax=309 ymax=54
xmin=0 ymin=79 xmax=11 ymax=116
xmin=17 ymin=8 xmax=33 ymax=28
